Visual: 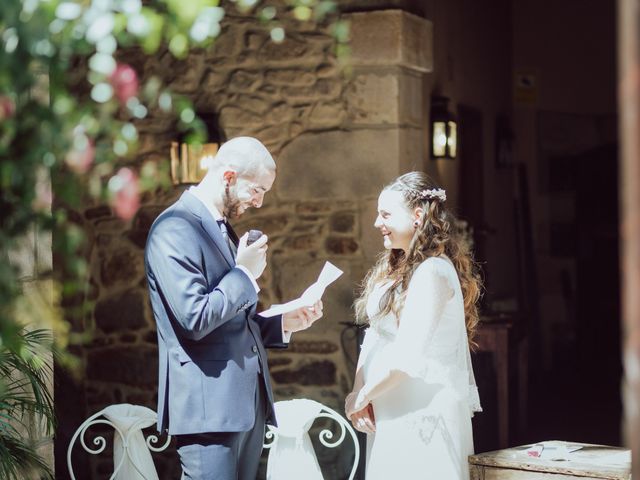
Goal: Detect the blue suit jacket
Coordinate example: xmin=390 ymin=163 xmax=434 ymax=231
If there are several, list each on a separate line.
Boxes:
xmin=144 ymin=191 xmax=286 ymax=435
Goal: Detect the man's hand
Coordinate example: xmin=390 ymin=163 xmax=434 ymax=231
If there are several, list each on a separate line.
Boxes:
xmin=282 ymin=300 xmax=323 ymax=333
xmin=236 ymin=233 xmax=268 ymax=279
xmin=349 ymin=403 xmax=376 ymax=434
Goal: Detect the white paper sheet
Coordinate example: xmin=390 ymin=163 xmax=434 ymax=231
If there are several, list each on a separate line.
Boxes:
xmin=259 ymin=262 xmax=343 ymax=317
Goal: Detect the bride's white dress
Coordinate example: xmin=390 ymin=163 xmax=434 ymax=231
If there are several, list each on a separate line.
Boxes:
xmin=357 ymin=256 xmax=482 ymax=480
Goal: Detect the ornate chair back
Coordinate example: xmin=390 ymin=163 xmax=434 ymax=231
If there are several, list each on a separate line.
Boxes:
xmin=66 ymin=403 xmax=171 ymax=480
xmin=264 ymin=398 xmax=360 ymax=480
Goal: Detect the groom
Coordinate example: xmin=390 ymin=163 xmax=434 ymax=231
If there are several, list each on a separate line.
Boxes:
xmin=144 ymin=136 xmax=323 ymax=480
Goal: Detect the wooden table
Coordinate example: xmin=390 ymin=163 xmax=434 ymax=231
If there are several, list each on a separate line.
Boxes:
xmin=469 ymin=441 xmax=631 ymax=479
xmin=475 ymin=316 xmax=528 ymax=448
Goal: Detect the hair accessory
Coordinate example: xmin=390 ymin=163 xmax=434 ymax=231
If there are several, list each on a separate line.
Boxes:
xmin=420 ymin=188 xmax=447 ymax=202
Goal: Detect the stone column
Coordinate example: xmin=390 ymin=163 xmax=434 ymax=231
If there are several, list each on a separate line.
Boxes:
xmin=277 ymin=9 xmax=433 ymax=263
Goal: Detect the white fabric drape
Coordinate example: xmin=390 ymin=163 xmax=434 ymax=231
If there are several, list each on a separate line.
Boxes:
xmin=102 ymin=404 xmax=159 ymax=480
xmin=266 ymin=399 xmax=324 ymax=480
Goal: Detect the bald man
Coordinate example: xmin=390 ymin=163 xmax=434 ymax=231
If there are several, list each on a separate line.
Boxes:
xmin=144 ymin=137 xmax=323 ymax=479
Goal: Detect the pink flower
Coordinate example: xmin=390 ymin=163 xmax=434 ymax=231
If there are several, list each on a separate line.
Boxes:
xmin=65 ymin=137 xmax=95 ymax=174
xmin=109 ymin=64 xmax=139 ymax=105
xmin=109 ymin=167 xmax=140 ymax=220
xmin=0 ymin=96 xmax=16 ymax=121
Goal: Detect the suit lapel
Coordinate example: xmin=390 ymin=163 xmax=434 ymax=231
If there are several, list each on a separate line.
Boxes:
xmin=180 ymin=191 xmax=235 ymax=268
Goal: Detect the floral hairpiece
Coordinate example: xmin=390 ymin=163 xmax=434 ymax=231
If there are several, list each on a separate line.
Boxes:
xmin=420 ymin=188 xmax=447 ymax=202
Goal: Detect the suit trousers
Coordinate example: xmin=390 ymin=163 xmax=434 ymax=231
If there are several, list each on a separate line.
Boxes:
xmin=176 ymin=374 xmax=267 ymax=480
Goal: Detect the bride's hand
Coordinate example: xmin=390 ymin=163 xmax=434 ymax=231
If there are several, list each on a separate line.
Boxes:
xmin=349 ymin=404 xmax=376 ymax=434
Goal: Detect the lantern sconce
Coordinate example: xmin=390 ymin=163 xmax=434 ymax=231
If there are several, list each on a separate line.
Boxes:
xmin=430 ymin=96 xmax=457 ymax=160
xmin=170 ymin=113 xmax=222 ymax=185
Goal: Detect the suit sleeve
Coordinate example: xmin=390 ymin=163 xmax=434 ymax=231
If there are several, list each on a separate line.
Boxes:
xmin=252 ymin=313 xmax=288 ymax=349
xmin=146 ymin=217 xmax=258 ymax=341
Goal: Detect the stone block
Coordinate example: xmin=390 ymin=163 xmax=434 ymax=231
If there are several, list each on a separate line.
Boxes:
xmin=345 ymin=10 xmax=433 ymax=72
xmin=265 ymin=69 xmax=316 ymax=87
xmin=100 ymin=248 xmax=143 ymax=288
xmin=245 ymin=30 xmax=268 ymax=51
xmin=259 ymin=37 xmax=324 ymax=66
xmin=330 ymin=212 xmax=356 ymax=233
xmin=345 ymin=69 xmax=424 ymax=127
xmin=285 ymin=340 xmax=339 ymax=354
xmin=219 ymin=105 xmax=262 ymax=129
xmin=296 ymin=200 xmax=353 ymax=215
xmin=94 ymin=290 xmax=147 ymax=333
xmin=398 ymin=127 xmax=426 ymax=172
xmin=266 ymin=102 xmax=295 ymax=124
xmin=202 ymin=70 xmax=230 ymax=92
xmin=126 ymin=205 xmax=165 ymax=249
xmin=228 ymin=70 xmax=263 ymax=93
xmin=268 ymin=356 xmax=293 ymax=367
xmin=255 ymin=124 xmax=290 ymax=152
xmin=275 ymin=129 xmax=417 ymax=201
xmin=87 ymin=347 xmax=158 ymax=386
xmin=308 ymin=101 xmax=346 ymax=129
xmin=85 ymin=205 xmax=112 ymax=221
xmin=212 ymin=24 xmax=244 ymax=58
xmin=237 ymin=94 xmax=271 ymax=115
xmin=235 ymin=213 xmax=290 ymax=237
xmin=282 ymin=79 xmax=342 ymax=105
xmin=169 ymin=55 xmax=206 ymax=94
xmin=271 ymin=359 xmax=336 ymax=386
xmin=325 ymin=237 xmax=359 ymax=255
xmin=282 ymin=234 xmax=319 ymax=251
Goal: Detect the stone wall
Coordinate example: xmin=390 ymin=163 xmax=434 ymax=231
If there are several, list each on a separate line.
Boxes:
xmin=60 ymin=7 xmax=433 ymax=479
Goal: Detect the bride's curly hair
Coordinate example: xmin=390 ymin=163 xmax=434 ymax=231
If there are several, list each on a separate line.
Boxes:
xmin=354 ymin=172 xmax=483 ymax=347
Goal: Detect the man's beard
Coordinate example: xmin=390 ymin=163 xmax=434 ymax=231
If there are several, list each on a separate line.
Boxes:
xmin=223 ymin=183 xmax=243 ymax=219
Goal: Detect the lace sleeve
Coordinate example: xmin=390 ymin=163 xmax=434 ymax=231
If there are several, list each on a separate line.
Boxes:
xmin=388 ymin=260 xmax=453 ymax=380
xmin=345 ymin=327 xmax=378 ymax=417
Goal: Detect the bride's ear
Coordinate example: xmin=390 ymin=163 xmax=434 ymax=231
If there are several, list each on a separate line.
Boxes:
xmin=412 ymin=207 xmax=424 ymax=228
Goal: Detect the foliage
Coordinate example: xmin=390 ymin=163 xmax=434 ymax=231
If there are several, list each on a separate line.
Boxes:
xmin=0 ymin=329 xmax=55 ymax=479
xmin=0 ymin=0 xmax=347 ymax=477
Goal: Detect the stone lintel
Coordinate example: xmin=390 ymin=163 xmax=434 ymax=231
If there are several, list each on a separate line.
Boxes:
xmin=345 ymin=9 xmax=433 ymax=73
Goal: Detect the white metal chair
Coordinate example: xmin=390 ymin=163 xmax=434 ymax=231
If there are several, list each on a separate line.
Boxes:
xmin=67 ymin=403 xmax=171 ymax=480
xmin=264 ymin=398 xmax=360 ymax=480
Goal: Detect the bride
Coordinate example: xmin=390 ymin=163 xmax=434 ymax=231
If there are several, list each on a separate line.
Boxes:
xmin=345 ymin=172 xmax=483 ymax=479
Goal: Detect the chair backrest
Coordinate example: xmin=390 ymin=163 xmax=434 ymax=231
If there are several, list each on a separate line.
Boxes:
xmin=67 ymin=403 xmax=171 ymax=480
xmin=264 ymin=399 xmax=360 ymax=480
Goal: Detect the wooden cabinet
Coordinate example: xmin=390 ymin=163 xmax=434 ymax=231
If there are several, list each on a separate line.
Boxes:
xmin=475 ymin=316 xmax=528 ymax=448
xmin=469 ymin=441 xmax=630 ymax=480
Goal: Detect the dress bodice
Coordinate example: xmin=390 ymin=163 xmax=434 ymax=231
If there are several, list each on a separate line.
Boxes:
xmin=351 ymin=256 xmax=481 ymax=480
xmin=365 ymin=281 xmax=398 ymax=341
xmin=359 ymin=256 xmax=481 ymax=416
